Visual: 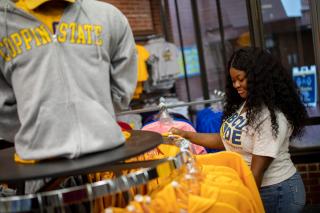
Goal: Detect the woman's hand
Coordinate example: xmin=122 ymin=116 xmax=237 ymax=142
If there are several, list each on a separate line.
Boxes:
xmin=169 ymin=127 xmax=187 ymax=138
xmin=171 ymin=128 xmax=225 ymax=150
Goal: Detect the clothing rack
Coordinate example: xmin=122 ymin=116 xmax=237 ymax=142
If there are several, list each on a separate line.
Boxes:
xmin=134 ymin=34 xmax=163 ymax=42
xmin=0 ymin=151 xmax=191 ymax=213
xmin=116 ymin=97 xmax=224 ymax=116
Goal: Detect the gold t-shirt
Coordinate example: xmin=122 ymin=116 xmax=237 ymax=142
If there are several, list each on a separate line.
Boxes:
xmin=15 ymin=0 xmax=75 ymax=33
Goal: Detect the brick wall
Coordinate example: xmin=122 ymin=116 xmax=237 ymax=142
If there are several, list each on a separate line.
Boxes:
xmin=296 ymin=163 xmax=320 ymax=205
xmin=100 ymin=0 xmax=172 ymax=37
xmin=150 ymin=0 xmax=173 ymax=41
xmin=104 ymin=0 xmax=153 ymax=33
xmin=150 ymin=0 xmax=162 ymax=36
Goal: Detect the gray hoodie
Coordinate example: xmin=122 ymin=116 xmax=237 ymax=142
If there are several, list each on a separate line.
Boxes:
xmin=0 ymin=0 xmax=137 ymax=159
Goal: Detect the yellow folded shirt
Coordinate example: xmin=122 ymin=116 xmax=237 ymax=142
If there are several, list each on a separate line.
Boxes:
xmin=122 ymin=131 xmax=131 ymax=140
xmin=14 ymin=153 xmax=39 ymax=164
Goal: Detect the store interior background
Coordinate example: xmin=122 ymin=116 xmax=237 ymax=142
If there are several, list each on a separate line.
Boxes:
xmin=103 ymin=0 xmax=320 ymax=208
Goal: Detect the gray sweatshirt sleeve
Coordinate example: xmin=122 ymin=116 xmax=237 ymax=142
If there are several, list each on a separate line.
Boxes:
xmin=0 ymin=73 xmax=20 ymax=142
xmin=110 ymin=12 xmax=137 ymax=112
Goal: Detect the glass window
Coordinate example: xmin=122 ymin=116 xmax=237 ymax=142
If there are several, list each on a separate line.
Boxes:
xmin=261 ymin=0 xmax=318 ymax=113
xmin=260 ymin=0 xmax=320 ymax=146
xmin=168 ymin=0 xmax=251 ymax=103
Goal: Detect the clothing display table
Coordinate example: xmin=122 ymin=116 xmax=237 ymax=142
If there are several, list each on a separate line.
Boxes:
xmin=0 ymin=130 xmax=162 ymax=183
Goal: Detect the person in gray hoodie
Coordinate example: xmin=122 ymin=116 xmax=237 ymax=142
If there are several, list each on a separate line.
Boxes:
xmin=0 ymin=0 xmax=137 ymax=160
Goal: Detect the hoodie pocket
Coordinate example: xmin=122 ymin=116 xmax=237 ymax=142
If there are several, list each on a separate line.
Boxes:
xmin=26 ymin=102 xmax=78 ymax=158
xmin=72 ymin=100 xmax=125 ymax=154
xmin=28 ymin=99 xmax=124 ymax=158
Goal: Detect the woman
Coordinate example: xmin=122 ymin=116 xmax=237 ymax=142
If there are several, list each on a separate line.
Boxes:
xmin=171 ymin=47 xmax=307 ymax=213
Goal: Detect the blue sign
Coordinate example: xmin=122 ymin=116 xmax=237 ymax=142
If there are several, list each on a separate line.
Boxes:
xmin=178 ymin=46 xmax=200 ymax=78
xmin=292 ymin=65 xmax=317 ymax=107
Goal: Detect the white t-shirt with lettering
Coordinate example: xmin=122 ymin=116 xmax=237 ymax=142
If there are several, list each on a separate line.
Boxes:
xmin=220 ymin=104 xmax=296 ymax=187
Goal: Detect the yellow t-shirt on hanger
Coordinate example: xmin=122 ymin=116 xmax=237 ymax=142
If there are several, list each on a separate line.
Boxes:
xmin=133 ymin=45 xmax=150 ymax=99
xmin=136 ymin=44 xmax=149 ymax=82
